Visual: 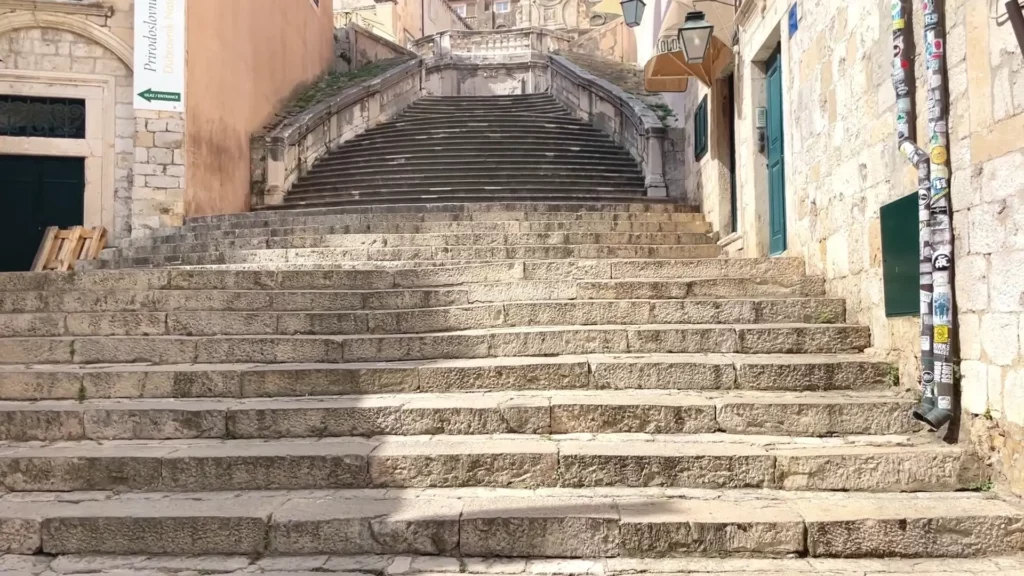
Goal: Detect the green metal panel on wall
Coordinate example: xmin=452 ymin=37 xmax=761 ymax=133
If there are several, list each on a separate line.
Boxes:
xmin=880 ymin=192 xmax=920 ymax=317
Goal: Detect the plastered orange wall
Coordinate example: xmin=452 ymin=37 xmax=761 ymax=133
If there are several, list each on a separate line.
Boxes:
xmin=185 ymin=0 xmax=334 ymax=216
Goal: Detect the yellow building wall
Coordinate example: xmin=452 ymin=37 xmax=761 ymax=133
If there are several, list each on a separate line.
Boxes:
xmin=185 ymin=0 xmax=335 ymax=217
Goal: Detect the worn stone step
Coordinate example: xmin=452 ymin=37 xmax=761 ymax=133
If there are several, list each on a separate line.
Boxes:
xmin=312 ymin=152 xmax=638 ymax=169
xmin=322 ymin=143 xmax=632 ymax=161
xmin=0 ymin=278 xmax=825 ymax=315
xmin=126 ymin=244 xmax=723 ymax=267
xmin=0 ymin=259 xmax=807 ymax=292
xmin=347 ymin=127 xmax=613 ymax=143
xmin=306 ymin=162 xmax=642 ymax=180
xmin=0 ymin=298 xmax=846 ymax=337
xmin=148 ymin=211 xmax=707 ymax=239
xmin=0 ymin=433 xmax=964 ymax=492
xmin=288 ymin=179 xmax=647 ymax=197
xmin=5 ymin=489 xmax=1017 ymax=558
xmin=307 ymin=158 xmax=643 ymax=177
xmin=290 ymin=173 xmax=646 ymax=194
xmin=0 ymin=390 xmax=919 ymax=442
xmin=120 ymin=220 xmax=713 ymax=249
xmin=122 ymin=231 xmax=716 ymax=257
xmin=388 ymin=113 xmax=582 ymax=125
xmin=184 ymin=201 xmax=699 ymax=225
xmin=403 ymin=102 xmax=567 ymax=112
xmin=0 ymin=324 xmax=871 ymax=365
xmin=273 ymin=193 xmax=659 ymax=213
xmin=0 ymin=354 xmax=894 ymax=401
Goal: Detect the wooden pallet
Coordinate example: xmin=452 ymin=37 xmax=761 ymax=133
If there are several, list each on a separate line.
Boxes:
xmin=31 ymin=226 xmax=107 ymax=272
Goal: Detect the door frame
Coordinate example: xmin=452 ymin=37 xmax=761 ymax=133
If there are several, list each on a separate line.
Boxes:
xmin=0 ymin=70 xmax=116 ymax=233
xmin=765 ymin=45 xmax=787 ymax=256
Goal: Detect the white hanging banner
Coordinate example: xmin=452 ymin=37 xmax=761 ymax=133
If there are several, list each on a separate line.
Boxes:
xmin=133 ymin=0 xmax=186 ymax=112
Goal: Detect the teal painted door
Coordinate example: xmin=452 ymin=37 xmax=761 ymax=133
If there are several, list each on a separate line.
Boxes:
xmin=0 ymin=156 xmax=85 ymax=272
xmin=766 ymin=47 xmax=787 ymax=255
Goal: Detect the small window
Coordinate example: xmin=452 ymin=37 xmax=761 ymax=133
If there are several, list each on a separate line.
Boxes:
xmin=694 ymin=95 xmax=708 ymax=161
xmin=494 ymin=1 xmax=510 ymax=12
xmin=0 ymin=95 xmax=86 ymax=139
xmin=453 ymin=3 xmax=467 ymax=16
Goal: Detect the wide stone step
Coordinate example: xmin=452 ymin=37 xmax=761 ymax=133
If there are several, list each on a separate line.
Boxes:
xmin=273 ymin=192 xmax=656 ymax=212
xmin=348 ymin=126 xmax=613 ymax=141
xmin=130 ymin=243 xmax=722 ymax=267
xmin=304 ymin=160 xmax=644 ymax=181
xmin=156 ymin=210 xmax=707 ymax=238
xmin=291 ymin=172 xmax=645 ymax=193
xmin=319 ymin=145 xmax=633 ymax=165
xmin=359 ymin=121 xmax=612 ymax=139
xmin=0 ymin=353 xmax=895 ymax=400
xmin=0 ymin=259 xmax=808 ymax=292
xmin=287 ymin=177 xmax=646 ymax=196
xmin=347 ymin=129 xmax=610 ymax=145
xmin=0 ymin=324 xmax=872 ymax=364
xmin=360 ymin=116 xmax=599 ymax=133
xmin=5 ymin=555 xmax=1023 ymax=574
xmin=186 ymin=201 xmax=700 ymax=224
xmin=6 ymin=489 xmax=1017 ymax=558
xmin=121 ymin=220 xmax=713 ymax=248
xmin=0 ymin=390 xmax=919 ymax=441
xmin=309 ymin=150 xmax=641 ymax=166
xmin=0 ymin=298 xmax=846 ymax=337
xmin=123 ymin=231 xmax=715 ymax=257
xmin=0 ymin=434 xmax=964 ymax=492
xmin=0 ymin=277 xmax=826 ymax=315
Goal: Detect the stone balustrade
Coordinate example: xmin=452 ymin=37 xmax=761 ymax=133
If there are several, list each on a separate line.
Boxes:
xmin=250 ymin=57 xmax=423 ymax=208
xmin=548 ymin=55 xmax=667 ymax=198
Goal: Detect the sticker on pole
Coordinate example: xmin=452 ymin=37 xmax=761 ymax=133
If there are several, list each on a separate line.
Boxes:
xmin=134 ymin=0 xmax=186 ymax=112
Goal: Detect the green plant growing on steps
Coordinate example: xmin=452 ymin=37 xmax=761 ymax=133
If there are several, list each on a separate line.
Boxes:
xmin=813 ymin=309 xmax=839 ymax=324
xmin=885 ymin=365 xmax=900 ymax=388
xmin=965 ymin=479 xmax=995 ymax=492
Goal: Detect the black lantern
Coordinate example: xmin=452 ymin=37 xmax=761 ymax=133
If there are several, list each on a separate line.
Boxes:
xmin=677 ymin=10 xmax=714 ymax=63
xmin=620 ymin=0 xmax=646 ymax=28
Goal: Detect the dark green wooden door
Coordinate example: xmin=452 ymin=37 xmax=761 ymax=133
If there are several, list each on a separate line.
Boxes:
xmin=766 ymin=47 xmax=787 ymax=255
xmin=0 ymin=155 xmax=85 ymax=272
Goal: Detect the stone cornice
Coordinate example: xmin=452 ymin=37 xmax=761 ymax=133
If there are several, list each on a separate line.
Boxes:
xmin=0 ymin=0 xmax=112 ymax=18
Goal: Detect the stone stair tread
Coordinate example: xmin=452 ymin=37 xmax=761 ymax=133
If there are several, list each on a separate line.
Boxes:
xmin=3 ymin=487 xmax=1017 ymax=557
xmin=0 ymin=432 xmax=954 ymax=461
xmin=0 ymin=389 xmax=917 ymax=440
xmin=6 ymin=556 xmax=1024 ymax=576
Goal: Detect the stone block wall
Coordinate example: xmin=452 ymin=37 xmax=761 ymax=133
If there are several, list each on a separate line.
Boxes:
xmin=0 ymin=16 xmax=134 ymax=240
xmin=132 ymin=110 xmax=186 ymax=235
xmin=722 ymin=0 xmax=1024 ymax=492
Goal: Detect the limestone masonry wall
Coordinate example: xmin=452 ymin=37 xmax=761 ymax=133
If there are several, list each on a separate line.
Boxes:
xmin=728 ymin=0 xmax=1024 ymax=492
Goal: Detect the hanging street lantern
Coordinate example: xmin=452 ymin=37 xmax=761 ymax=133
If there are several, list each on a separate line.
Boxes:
xmin=677 ymin=10 xmax=714 ymax=63
xmin=620 ymin=0 xmax=646 ymax=28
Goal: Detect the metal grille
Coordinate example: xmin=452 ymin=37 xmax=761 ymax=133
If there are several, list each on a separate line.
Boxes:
xmin=0 ymin=95 xmax=87 ymax=139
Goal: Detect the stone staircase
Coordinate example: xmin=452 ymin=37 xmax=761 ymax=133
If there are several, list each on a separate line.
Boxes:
xmin=1 ymin=200 xmax=1022 ymax=566
xmin=272 ymin=93 xmax=654 ymax=210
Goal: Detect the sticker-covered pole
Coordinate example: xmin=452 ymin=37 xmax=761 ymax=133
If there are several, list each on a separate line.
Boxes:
xmin=891 ymin=0 xmax=935 ymax=419
xmin=920 ymin=0 xmax=955 ymax=430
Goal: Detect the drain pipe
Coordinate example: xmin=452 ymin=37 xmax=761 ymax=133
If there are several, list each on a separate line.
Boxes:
xmin=891 ymin=0 xmax=935 ymax=420
xmin=919 ymin=0 xmax=956 ymax=430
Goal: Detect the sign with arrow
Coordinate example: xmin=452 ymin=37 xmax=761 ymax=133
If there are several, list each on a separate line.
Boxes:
xmin=133 ymin=0 xmax=186 ymax=112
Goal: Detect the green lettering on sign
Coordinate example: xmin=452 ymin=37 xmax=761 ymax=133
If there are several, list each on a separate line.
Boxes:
xmin=138 ymin=89 xmax=182 ymax=103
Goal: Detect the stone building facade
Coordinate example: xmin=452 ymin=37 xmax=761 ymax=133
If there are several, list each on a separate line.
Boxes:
xmin=651 ymin=0 xmax=1024 ymax=492
xmin=0 ymin=0 xmax=334 ymax=271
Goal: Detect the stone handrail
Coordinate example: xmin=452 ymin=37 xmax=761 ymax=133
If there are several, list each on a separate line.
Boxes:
xmin=547 ymin=55 xmax=667 ymax=197
xmin=250 ymin=57 xmax=423 ymax=207
xmin=410 ymin=27 xmax=572 ymax=58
